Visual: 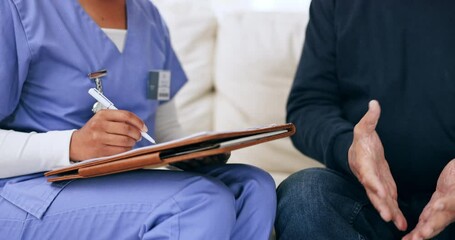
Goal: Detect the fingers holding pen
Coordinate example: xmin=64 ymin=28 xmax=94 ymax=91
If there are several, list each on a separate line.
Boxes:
xmin=70 ymin=109 xmax=147 ymax=161
xmin=98 ymin=109 xmax=148 ymax=132
xmin=87 ymin=110 xmax=144 ymax=142
xmin=103 ymin=121 xmax=142 ymax=142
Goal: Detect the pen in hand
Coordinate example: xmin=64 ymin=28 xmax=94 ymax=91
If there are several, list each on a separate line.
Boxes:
xmin=88 ymin=88 xmax=156 ymax=144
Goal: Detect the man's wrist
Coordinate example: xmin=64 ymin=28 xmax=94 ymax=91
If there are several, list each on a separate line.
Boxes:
xmin=332 ymin=131 xmax=354 ymax=176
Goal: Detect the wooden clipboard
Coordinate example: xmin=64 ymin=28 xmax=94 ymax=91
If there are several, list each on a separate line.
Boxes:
xmin=45 ymin=123 xmax=295 ymax=182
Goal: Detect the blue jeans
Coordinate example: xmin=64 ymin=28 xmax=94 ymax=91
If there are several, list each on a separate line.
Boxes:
xmin=275 ymin=168 xmax=455 ymax=240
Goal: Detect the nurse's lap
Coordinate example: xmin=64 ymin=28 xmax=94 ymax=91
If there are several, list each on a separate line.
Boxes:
xmin=0 ymin=168 xmax=240 ymax=239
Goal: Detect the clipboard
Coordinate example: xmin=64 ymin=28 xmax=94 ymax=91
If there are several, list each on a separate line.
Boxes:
xmin=45 ymin=123 xmax=296 ymax=182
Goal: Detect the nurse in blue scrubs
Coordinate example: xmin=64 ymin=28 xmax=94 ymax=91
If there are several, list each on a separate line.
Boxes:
xmin=0 ymin=0 xmax=276 ymax=239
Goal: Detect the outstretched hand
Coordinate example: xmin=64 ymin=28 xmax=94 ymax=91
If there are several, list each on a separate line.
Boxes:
xmin=402 ymin=160 xmax=455 ymax=240
xmin=348 ymin=100 xmax=408 ymax=231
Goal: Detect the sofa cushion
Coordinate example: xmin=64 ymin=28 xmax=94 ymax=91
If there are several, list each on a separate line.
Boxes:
xmin=152 ymin=0 xmax=217 ymax=134
xmin=214 ymin=11 xmax=323 ymax=184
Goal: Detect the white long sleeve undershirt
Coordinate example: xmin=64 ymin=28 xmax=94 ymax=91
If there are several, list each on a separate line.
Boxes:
xmin=0 ymin=100 xmax=184 ymax=178
xmin=0 ymin=129 xmax=74 ymax=178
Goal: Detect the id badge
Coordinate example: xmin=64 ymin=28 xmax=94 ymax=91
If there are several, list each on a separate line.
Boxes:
xmin=148 ymin=70 xmax=171 ymax=101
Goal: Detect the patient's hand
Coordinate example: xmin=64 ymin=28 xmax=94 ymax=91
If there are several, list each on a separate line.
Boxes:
xmin=348 ymin=100 xmax=407 ymax=231
xmin=402 ymin=160 xmax=455 ymax=240
xmin=70 ymin=110 xmax=146 ymax=161
xmin=169 ymin=152 xmax=231 ymax=171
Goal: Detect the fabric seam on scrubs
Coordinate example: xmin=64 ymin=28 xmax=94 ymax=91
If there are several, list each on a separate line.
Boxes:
xmin=170 ymin=196 xmax=182 ymax=240
xmin=35 ymin=173 xmax=191 ymax=219
xmin=0 ymin=180 xmax=74 ymax=219
xmin=18 ymin=213 xmax=28 ymax=239
xmin=20 ymin=204 xmax=157 ymax=239
xmin=22 ymin=201 xmax=181 ymax=238
xmin=30 ymin=203 xmax=156 ymax=218
xmin=9 ymin=0 xmax=35 ymax=61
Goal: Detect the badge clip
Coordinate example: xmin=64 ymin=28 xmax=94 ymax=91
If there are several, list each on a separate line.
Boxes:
xmin=88 ymin=69 xmax=108 ymax=113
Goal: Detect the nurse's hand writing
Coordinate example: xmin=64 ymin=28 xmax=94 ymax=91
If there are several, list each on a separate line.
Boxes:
xmin=348 ymin=100 xmax=408 ymax=231
xmin=402 ymin=160 xmax=455 ymax=240
xmin=70 ymin=110 xmax=146 ymax=161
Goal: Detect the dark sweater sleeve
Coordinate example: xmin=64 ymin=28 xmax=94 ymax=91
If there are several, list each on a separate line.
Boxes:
xmin=287 ymin=0 xmax=354 ymax=176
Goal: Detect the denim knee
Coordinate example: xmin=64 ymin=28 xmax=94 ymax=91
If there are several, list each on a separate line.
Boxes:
xmin=277 ymin=168 xmax=329 ymax=215
xmin=276 ymin=168 xmax=343 ymax=238
xmin=277 ymin=168 xmax=329 ymax=199
xmin=276 ymin=168 xmax=370 ymax=239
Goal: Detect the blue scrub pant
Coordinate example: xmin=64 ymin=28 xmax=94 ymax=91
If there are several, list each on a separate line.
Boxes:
xmin=0 ymin=164 xmax=276 ymax=240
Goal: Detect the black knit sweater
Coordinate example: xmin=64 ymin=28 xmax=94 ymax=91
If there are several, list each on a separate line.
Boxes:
xmin=287 ymin=0 xmax=455 ymax=195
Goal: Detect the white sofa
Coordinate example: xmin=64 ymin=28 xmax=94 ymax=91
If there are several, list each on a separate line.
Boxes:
xmin=153 ymin=0 xmax=323 ymax=185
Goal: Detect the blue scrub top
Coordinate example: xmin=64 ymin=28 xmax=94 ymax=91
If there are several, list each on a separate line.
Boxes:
xmin=0 ymin=0 xmax=187 ymax=219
